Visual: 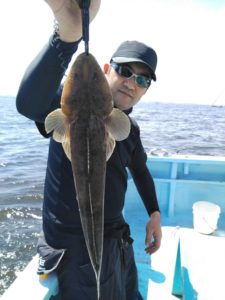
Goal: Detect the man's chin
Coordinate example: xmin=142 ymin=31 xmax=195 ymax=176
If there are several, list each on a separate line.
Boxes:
xmin=113 ymin=101 xmax=130 ymax=111
xmin=116 ymin=104 xmax=131 ymax=111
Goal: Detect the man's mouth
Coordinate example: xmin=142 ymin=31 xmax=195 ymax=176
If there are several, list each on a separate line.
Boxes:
xmin=118 ymin=89 xmax=133 ymax=98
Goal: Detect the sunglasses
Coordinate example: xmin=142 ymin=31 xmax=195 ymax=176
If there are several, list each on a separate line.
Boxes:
xmin=110 ymin=62 xmax=151 ymax=88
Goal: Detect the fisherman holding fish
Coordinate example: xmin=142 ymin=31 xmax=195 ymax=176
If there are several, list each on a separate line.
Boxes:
xmin=16 ymin=0 xmax=162 ymax=299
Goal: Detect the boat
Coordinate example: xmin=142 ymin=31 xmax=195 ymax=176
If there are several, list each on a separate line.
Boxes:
xmin=2 ymin=154 xmax=225 ymax=300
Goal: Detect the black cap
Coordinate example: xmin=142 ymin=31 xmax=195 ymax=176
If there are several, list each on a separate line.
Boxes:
xmin=110 ymin=41 xmax=157 ymax=81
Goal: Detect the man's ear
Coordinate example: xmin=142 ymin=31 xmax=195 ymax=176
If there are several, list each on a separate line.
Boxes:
xmin=103 ymin=63 xmax=110 ymax=74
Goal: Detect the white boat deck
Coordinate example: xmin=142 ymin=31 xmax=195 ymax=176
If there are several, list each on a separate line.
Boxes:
xmin=147 ymin=226 xmax=225 ymax=300
xmin=0 ymin=254 xmax=58 ymax=299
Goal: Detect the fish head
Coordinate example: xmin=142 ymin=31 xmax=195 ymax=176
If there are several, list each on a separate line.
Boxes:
xmin=61 ymin=53 xmax=113 ymax=120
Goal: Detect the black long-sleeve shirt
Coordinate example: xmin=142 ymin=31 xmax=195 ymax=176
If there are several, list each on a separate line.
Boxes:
xmin=16 ymin=33 xmax=159 ymax=249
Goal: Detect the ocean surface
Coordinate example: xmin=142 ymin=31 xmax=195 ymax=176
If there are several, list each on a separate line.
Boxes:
xmin=0 ymin=96 xmax=225 ymax=295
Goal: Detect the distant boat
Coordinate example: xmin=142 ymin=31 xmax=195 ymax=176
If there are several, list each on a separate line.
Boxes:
xmin=2 ymin=154 xmax=225 ymax=300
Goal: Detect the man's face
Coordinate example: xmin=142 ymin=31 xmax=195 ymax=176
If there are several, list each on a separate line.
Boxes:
xmin=104 ymin=62 xmax=151 ymax=111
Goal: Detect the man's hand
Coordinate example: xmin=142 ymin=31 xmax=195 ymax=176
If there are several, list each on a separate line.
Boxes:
xmin=44 ymin=0 xmax=101 ymax=42
xmin=145 ymin=211 xmax=162 ymax=255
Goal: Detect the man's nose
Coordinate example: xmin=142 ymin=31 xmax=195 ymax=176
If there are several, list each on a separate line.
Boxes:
xmin=123 ymin=76 xmax=135 ymax=89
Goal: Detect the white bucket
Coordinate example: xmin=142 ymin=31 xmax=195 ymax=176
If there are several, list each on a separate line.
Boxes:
xmin=192 ymin=201 xmax=221 ymax=234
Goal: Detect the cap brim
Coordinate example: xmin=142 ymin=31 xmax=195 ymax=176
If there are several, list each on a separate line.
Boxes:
xmin=112 ymin=56 xmax=156 ymax=81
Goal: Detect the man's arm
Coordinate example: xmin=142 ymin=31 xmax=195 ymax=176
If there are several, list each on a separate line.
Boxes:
xmin=130 ymin=166 xmax=162 ymax=255
xmin=128 ymin=123 xmax=162 ymax=255
xmin=131 ymin=166 xmax=159 ymax=215
xmin=16 ymin=0 xmax=101 ymax=122
xmin=16 ymin=36 xmax=80 ymax=122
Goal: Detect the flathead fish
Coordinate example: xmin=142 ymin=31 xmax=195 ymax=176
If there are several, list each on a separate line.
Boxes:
xmin=44 ymin=52 xmax=130 ymax=298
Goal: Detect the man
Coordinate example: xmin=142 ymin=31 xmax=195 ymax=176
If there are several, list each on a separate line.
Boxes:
xmin=16 ymin=1 xmax=162 ymax=299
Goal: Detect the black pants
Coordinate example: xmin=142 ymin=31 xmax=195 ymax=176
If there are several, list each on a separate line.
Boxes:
xmin=54 ymin=225 xmax=143 ymax=300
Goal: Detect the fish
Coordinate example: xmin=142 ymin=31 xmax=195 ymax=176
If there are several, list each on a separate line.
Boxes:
xmin=44 ymin=52 xmax=131 ymax=299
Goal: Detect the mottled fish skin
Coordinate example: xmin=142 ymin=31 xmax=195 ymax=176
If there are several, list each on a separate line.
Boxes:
xmin=45 ymin=53 xmax=131 ymax=299
xmin=63 ymin=53 xmax=112 ymax=294
xmin=61 ymin=53 xmax=113 ymax=122
xmin=64 ymin=53 xmax=111 ymax=293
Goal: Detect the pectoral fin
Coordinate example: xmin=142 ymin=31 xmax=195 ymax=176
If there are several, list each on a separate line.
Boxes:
xmin=105 ymin=108 xmax=131 ymax=141
xmin=45 ymin=109 xmax=69 ymax=143
xmin=62 ymin=141 xmax=72 ymax=161
xmin=106 ymin=133 xmax=115 ymax=161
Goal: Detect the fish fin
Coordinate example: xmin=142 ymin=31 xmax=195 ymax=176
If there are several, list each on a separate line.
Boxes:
xmin=105 ymin=108 xmax=131 ymax=141
xmin=45 ymin=109 xmax=69 ymax=143
xmin=106 ymin=133 xmax=116 ymax=161
xmin=62 ymin=141 xmax=72 ymax=161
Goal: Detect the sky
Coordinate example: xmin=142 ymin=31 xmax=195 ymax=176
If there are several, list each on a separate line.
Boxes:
xmin=1 ymin=0 xmax=225 ymax=105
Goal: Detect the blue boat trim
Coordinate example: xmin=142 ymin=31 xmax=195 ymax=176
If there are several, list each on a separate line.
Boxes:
xmin=172 ymin=240 xmax=183 ymax=297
